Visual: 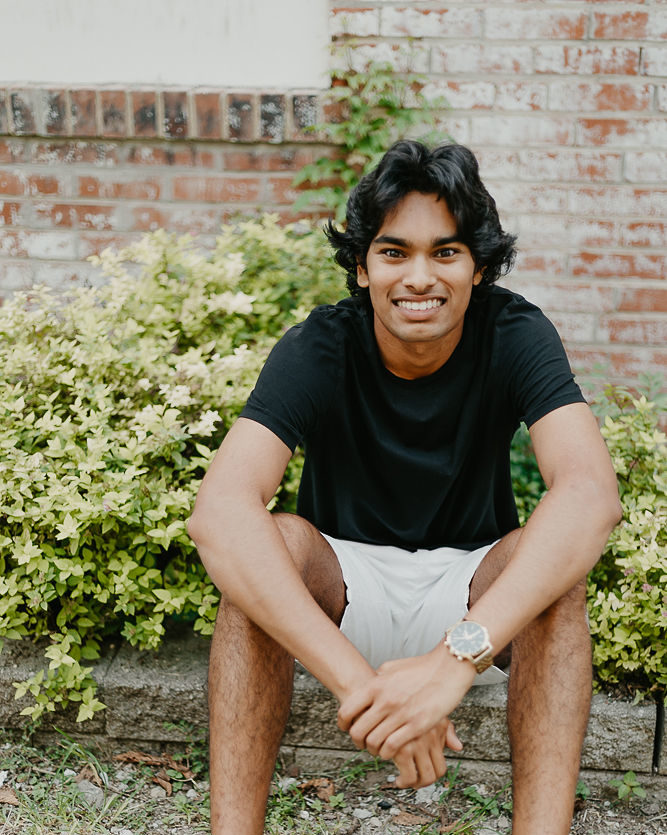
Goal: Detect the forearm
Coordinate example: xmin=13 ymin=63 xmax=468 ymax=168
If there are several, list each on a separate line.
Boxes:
xmin=190 ymin=497 xmax=374 ymax=701
xmin=467 ymin=478 xmax=620 ymax=653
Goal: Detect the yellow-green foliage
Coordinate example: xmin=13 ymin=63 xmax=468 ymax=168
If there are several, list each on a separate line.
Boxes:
xmin=588 ymin=390 xmax=667 ymax=698
xmin=0 ymin=219 xmax=342 ymax=722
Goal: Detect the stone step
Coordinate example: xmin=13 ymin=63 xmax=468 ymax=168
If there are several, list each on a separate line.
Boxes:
xmin=1 ymin=626 xmax=664 ymax=783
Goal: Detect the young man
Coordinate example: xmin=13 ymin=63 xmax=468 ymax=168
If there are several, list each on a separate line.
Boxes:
xmin=188 ymin=141 xmax=621 ymax=835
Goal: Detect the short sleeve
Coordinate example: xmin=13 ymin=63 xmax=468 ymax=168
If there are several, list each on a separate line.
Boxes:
xmin=240 ymin=307 xmax=342 ymax=452
xmin=498 ymin=299 xmax=586 ymax=428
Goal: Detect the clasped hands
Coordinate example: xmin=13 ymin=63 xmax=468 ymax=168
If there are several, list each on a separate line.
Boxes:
xmin=337 ymin=644 xmax=476 ymax=789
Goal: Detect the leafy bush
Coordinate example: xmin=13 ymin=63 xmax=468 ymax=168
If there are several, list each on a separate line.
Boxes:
xmin=0 ymin=218 xmax=342 ymax=722
xmin=587 ymin=387 xmax=666 ymax=699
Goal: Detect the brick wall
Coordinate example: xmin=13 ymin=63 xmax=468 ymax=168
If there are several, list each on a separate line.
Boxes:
xmin=1 ymin=1 xmax=665 ymax=389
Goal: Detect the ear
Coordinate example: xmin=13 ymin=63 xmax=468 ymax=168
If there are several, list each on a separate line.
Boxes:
xmin=473 ymin=267 xmax=484 ymax=286
xmin=357 ymin=262 xmax=369 ymax=288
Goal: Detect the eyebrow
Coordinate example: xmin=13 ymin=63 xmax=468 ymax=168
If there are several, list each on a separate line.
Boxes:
xmin=372 ymin=234 xmax=460 ymax=248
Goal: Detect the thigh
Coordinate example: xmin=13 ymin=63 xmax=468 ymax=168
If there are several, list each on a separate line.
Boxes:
xmin=272 ymin=512 xmax=348 ymax=626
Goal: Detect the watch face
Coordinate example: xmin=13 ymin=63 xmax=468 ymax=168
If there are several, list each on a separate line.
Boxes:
xmin=450 ymin=621 xmax=487 ymax=655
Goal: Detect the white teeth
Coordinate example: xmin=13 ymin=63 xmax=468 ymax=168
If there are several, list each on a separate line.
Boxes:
xmin=395 ymin=299 xmax=444 ymax=311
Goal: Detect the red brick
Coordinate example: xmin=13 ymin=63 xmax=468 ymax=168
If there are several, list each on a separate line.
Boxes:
xmin=70 ymin=90 xmax=97 ymax=136
xmin=131 ymin=206 xmax=168 ymax=232
xmin=10 ymin=91 xmax=36 ymax=134
xmin=620 ymin=221 xmax=666 ymax=248
xmin=260 ymin=95 xmax=285 ymax=143
xmin=534 ymin=45 xmax=640 ymax=76
xmin=31 ymin=141 xmax=119 ymax=165
xmin=223 ymin=147 xmax=319 ymax=173
xmin=0 ymin=91 xmax=7 ymax=134
xmin=194 ymin=92 xmax=222 ymax=139
xmin=45 ymin=90 xmax=67 ymax=135
xmin=132 ymin=91 xmax=157 ymax=137
xmin=600 ymin=316 xmax=667 ymax=345
xmin=619 ymin=287 xmax=667 ymax=313
xmin=515 ymin=252 xmax=566 ymax=276
xmin=34 ymin=203 xmax=118 ymax=231
xmin=78 ymin=175 xmax=161 ymax=201
xmin=571 ymin=252 xmax=664 ymax=280
xmin=227 ymin=94 xmax=256 ymax=142
xmin=484 ymin=9 xmax=587 ymax=40
xmin=27 ymin=174 xmax=63 ymax=195
xmin=0 ymin=201 xmax=21 ymax=225
xmin=266 ymin=176 xmax=300 ymax=205
xmin=592 ymin=11 xmax=648 ymax=39
xmin=100 ymin=91 xmax=127 ymax=137
xmin=577 ymin=118 xmax=667 ymax=148
xmin=78 ymin=232 xmax=136 ymax=259
xmin=291 ymin=94 xmax=319 ymax=140
xmin=0 ymin=140 xmax=25 ymax=164
xmin=0 ymin=170 xmax=25 ymax=195
xmin=125 ymin=144 xmax=218 ymax=168
xmin=549 ymin=82 xmax=651 ymax=112
xmin=162 ymin=91 xmax=188 ymax=139
xmin=172 ymin=176 xmax=262 ymax=203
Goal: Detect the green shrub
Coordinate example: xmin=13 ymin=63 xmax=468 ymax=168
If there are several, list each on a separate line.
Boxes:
xmin=587 ymin=387 xmax=667 ymax=699
xmin=0 ymin=219 xmax=342 ymax=722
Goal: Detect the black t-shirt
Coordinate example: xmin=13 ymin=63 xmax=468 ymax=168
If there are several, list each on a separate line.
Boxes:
xmin=241 ymin=286 xmax=586 ymax=551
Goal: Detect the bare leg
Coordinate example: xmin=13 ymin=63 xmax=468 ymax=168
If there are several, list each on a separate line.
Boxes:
xmin=470 ymin=530 xmax=592 ymax=835
xmin=208 ymin=514 xmax=347 ymax=835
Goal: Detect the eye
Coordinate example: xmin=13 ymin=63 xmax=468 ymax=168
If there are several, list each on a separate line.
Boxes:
xmin=434 ymin=247 xmax=457 ymax=258
xmin=379 ymin=247 xmax=405 ymax=258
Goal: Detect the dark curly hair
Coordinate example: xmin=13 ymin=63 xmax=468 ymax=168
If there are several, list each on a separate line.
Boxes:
xmin=325 ymin=140 xmax=517 ymax=300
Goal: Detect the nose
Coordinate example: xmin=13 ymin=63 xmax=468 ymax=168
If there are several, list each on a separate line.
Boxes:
xmin=403 ymin=254 xmax=436 ymax=293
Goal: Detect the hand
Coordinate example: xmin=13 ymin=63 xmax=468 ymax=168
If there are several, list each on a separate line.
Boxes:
xmin=392 ymin=720 xmax=462 ymax=789
xmin=337 ymin=643 xmax=476 ymax=760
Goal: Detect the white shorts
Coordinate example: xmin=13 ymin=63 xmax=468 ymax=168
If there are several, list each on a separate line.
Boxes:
xmin=322 ymin=534 xmax=508 ymax=686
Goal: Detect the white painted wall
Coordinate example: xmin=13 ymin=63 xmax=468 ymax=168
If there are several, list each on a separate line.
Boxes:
xmin=0 ymin=0 xmax=329 ymax=88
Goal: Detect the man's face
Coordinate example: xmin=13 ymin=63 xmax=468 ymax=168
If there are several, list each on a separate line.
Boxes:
xmin=357 ymin=191 xmax=483 ymax=379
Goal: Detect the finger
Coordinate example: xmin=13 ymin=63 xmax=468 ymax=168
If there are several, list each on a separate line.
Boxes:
xmin=347 ymin=708 xmax=389 ymax=751
xmin=445 ymin=721 xmax=463 ymax=752
xmin=337 ymin=689 xmax=375 ymax=732
xmin=365 ymin=715 xmax=407 ymax=758
xmin=412 ymin=743 xmax=437 ymax=789
xmin=429 ymin=740 xmax=447 ymax=783
xmin=393 ymin=748 xmax=418 ymax=789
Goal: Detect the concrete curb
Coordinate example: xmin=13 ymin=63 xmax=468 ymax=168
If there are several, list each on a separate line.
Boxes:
xmin=1 ymin=626 xmax=664 ymax=785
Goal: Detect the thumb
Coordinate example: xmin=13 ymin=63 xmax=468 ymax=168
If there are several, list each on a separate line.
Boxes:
xmin=445 ymin=722 xmax=463 ymax=752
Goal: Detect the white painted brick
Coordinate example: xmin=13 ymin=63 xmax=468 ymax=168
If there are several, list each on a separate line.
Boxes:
xmin=431 ymin=43 xmax=532 ymax=75
xmin=470 ymin=115 xmax=575 ymax=146
xmin=21 ymin=231 xmax=79 ymax=260
xmin=474 ymin=149 xmax=520 ymax=181
xmin=625 ymin=151 xmax=667 ymax=183
xmin=425 ymin=81 xmax=495 ymax=110
xmin=495 ymin=82 xmax=548 ymax=112
xmin=508 ymin=280 xmax=617 ymax=314
xmin=549 ymin=312 xmax=598 ymax=344
xmin=330 ymin=8 xmax=380 ymax=38
xmin=0 ymin=260 xmax=33 ymax=292
xmin=492 ymin=181 xmax=570 ymax=214
xmin=347 ymin=42 xmax=430 ymax=74
xmin=380 ymin=7 xmax=483 ymax=39
xmin=641 ymin=46 xmax=667 ymax=77
xmin=568 ymin=187 xmax=667 ymax=218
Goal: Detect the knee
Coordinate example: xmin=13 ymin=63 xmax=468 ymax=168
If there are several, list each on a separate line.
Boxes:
xmin=272 ymin=512 xmax=320 ymax=578
xmin=538 ymin=578 xmax=589 ymax=634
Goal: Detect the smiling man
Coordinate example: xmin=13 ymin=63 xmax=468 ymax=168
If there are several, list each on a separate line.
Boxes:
xmin=188 ymin=141 xmax=621 ymax=835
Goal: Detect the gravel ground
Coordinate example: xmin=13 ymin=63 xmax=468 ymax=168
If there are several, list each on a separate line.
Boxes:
xmin=1 ymin=739 xmax=665 ymax=835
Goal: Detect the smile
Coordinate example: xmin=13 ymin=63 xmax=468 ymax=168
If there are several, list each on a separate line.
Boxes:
xmin=394 ymin=299 xmax=445 ymax=311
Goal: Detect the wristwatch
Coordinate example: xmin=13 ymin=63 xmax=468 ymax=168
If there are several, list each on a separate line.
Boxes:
xmin=444 ymin=619 xmax=494 ymax=674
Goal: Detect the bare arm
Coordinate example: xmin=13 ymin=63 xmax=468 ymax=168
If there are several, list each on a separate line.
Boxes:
xmin=339 ymin=402 xmax=622 ymax=757
xmin=188 ymin=417 xmax=375 ymax=700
